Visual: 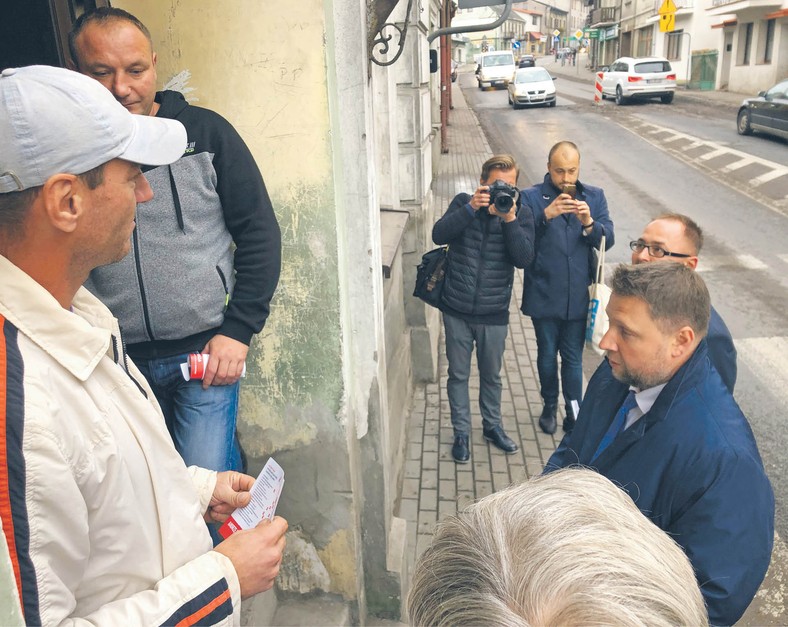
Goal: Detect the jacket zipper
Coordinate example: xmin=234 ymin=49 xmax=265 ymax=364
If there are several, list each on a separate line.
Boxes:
xmin=216 ymin=266 xmax=230 ymax=311
xmin=131 ymin=227 xmax=156 ymax=341
xmin=112 ymin=334 xmax=148 ymax=398
xmin=471 ymin=216 xmax=491 ymax=312
xmin=168 ymin=165 xmax=185 ymax=232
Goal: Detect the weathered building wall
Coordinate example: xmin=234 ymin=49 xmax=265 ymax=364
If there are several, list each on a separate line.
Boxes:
xmin=116 ymin=0 xmax=421 ymax=622
xmin=121 ymin=0 xmax=359 ymax=607
xmin=724 ymin=11 xmax=788 ymax=92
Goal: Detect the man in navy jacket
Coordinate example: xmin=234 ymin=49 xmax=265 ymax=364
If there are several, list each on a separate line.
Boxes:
xmin=521 ymin=141 xmax=614 ymax=434
xmin=433 ymin=155 xmax=535 ymax=463
xmin=631 ymin=213 xmax=737 ymax=393
xmin=546 ymin=263 xmax=773 ymax=626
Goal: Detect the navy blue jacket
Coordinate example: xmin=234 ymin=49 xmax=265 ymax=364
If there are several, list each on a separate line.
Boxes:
xmin=546 ymin=342 xmax=773 ymax=626
xmin=709 ymin=305 xmax=737 ymax=393
xmin=521 ymin=175 xmax=614 ymax=320
xmin=433 ymin=193 xmax=535 ymax=326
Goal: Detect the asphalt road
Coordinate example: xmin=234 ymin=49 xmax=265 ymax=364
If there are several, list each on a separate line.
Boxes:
xmin=458 ymin=71 xmax=788 ymax=544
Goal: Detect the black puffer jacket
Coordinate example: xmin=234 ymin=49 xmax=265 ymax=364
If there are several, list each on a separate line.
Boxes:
xmin=432 ymin=192 xmax=535 ymax=325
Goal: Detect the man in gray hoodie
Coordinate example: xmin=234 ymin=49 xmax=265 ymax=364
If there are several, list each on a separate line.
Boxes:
xmin=69 ymin=8 xmax=281 ymax=516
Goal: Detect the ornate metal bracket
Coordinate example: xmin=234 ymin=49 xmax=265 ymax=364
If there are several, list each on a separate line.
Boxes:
xmin=369 ymin=0 xmax=414 ymax=67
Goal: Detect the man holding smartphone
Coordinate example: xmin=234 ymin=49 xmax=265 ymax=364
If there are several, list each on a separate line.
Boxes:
xmin=521 ymin=141 xmax=615 ymax=435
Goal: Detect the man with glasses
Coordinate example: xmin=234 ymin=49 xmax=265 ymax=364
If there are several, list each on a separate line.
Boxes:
xmin=630 ymin=213 xmax=736 ymax=393
xmin=545 ymin=263 xmax=773 ymax=626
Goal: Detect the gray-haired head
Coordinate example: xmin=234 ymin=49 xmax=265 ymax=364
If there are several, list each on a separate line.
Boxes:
xmin=407 ymin=468 xmax=708 ymax=627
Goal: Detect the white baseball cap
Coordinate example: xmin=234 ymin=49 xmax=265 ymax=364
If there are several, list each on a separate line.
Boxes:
xmin=0 ymin=65 xmax=187 ymax=194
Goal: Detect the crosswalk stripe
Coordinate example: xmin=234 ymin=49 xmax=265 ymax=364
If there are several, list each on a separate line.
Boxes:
xmin=630 ymin=120 xmax=787 ymax=173
xmin=736 ymin=336 xmax=788 ymax=409
xmin=736 ymin=254 xmax=769 ymax=270
xmin=696 ymin=254 xmax=768 ymax=272
xmin=751 ymin=169 xmax=788 ymax=186
xmin=697 ymin=148 xmax=729 ymax=161
xmin=721 ymin=157 xmax=757 ymax=173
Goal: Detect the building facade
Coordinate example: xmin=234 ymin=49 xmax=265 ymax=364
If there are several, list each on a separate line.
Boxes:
xmin=0 ymin=0 xmax=448 ymax=623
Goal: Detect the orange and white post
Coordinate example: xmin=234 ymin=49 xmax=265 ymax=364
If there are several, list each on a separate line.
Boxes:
xmin=594 ymin=72 xmax=603 ymax=104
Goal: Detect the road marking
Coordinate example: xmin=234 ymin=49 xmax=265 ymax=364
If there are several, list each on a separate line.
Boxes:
xmin=627 ymin=120 xmax=788 ymax=174
xmin=618 ymin=118 xmax=788 ymax=214
xmin=696 ymin=148 xmax=729 ymax=161
xmin=751 ymin=169 xmax=788 ymax=186
xmin=737 ymin=254 xmax=769 ymax=270
xmin=721 ymin=157 xmax=757 ymax=173
xmin=736 ymin=336 xmax=788 ymax=409
xmin=696 ymin=254 xmax=768 ymax=272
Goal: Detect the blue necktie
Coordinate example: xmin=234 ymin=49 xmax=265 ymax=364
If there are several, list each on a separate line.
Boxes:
xmin=591 ymin=390 xmax=638 ymax=462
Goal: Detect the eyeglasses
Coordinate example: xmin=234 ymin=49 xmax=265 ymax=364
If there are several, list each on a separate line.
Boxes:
xmin=629 ymin=240 xmax=693 ymax=259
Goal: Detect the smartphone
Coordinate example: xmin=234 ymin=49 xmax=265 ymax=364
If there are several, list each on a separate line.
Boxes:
xmin=561 ymin=183 xmax=577 ymax=199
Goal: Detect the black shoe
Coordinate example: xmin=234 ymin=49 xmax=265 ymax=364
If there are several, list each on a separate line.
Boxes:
xmin=539 ymin=404 xmax=557 ymax=435
xmin=563 ymin=411 xmax=576 ymax=433
xmin=483 ymin=426 xmax=519 ymax=454
xmin=452 ymin=435 xmax=470 ymax=464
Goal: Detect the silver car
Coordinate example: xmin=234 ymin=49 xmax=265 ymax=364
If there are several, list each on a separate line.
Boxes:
xmin=601 ymin=57 xmax=676 ymax=105
xmin=507 ymin=67 xmax=557 ymax=109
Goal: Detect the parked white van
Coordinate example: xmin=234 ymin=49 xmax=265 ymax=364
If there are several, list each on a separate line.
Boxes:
xmin=476 ymin=51 xmax=516 ymax=90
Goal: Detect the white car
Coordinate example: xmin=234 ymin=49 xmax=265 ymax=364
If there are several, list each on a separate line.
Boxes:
xmin=507 ymin=67 xmax=557 ymax=108
xmin=476 ymin=51 xmax=516 ymax=89
xmin=601 ymin=57 xmax=676 ymax=105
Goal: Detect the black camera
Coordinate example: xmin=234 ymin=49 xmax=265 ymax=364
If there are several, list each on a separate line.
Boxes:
xmin=487 ymin=180 xmax=519 ymax=213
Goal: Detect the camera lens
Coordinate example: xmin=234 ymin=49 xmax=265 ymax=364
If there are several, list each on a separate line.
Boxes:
xmin=494 ymin=195 xmax=514 ymax=212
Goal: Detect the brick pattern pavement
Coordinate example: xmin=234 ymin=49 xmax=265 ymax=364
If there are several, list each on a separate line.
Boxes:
xmin=399 ymin=83 xmax=569 ymax=568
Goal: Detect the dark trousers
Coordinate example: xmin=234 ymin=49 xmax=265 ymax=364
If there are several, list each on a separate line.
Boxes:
xmin=532 ymin=317 xmax=585 ymax=413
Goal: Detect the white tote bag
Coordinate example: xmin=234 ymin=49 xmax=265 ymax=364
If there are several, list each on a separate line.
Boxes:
xmin=586 ymin=235 xmax=611 ymax=356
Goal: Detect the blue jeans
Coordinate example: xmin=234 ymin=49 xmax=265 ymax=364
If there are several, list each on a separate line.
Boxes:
xmin=532 ymin=318 xmax=585 ymax=412
xmin=444 ymin=313 xmax=508 ymax=436
xmin=135 ymin=353 xmax=243 ymax=473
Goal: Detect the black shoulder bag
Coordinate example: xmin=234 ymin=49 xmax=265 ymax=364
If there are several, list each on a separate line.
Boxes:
xmin=413 ymin=246 xmax=448 ymax=308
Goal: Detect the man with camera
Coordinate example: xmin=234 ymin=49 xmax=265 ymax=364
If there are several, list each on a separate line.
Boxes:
xmin=521 ymin=141 xmax=614 ymax=435
xmin=432 ymin=155 xmax=535 ymax=463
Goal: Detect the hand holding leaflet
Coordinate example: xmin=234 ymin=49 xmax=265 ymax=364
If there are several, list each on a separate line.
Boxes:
xmin=219 ymin=458 xmax=284 ymax=539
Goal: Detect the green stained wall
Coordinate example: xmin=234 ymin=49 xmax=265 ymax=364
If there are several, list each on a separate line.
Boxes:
xmin=242 ymin=181 xmax=344 ymax=455
xmin=119 ymin=0 xmax=360 ymax=600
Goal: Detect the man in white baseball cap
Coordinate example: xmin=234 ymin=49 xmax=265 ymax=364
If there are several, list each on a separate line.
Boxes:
xmin=0 ymin=65 xmax=287 ymax=625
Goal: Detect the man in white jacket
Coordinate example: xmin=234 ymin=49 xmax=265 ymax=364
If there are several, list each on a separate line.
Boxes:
xmin=0 ymin=65 xmax=286 ymax=625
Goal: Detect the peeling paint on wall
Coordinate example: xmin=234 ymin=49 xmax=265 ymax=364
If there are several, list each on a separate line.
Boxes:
xmin=317 ymin=528 xmax=359 ymax=600
xmin=237 ymin=180 xmax=344 ymax=455
xmin=161 ymin=69 xmax=198 ymax=102
xmin=128 ymin=1 xmax=333 ymax=187
xmin=278 ymin=529 xmax=331 ymax=594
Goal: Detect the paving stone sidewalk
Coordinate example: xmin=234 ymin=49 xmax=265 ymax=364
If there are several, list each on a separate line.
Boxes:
xmin=397 ymin=82 xmax=567 ymax=568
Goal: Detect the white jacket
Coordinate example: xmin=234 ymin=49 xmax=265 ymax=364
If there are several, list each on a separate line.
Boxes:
xmin=0 ymin=256 xmax=241 ymax=625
